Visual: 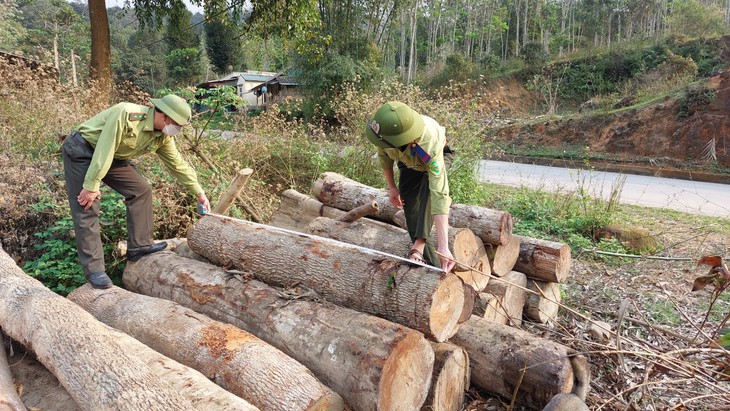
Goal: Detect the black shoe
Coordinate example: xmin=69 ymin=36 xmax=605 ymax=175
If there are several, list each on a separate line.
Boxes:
xmin=85 ymin=272 xmax=113 ymax=289
xmin=127 ymin=241 xmax=168 ymax=262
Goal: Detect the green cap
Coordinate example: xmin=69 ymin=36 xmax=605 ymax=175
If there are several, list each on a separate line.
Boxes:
xmin=151 ymin=94 xmax=191 ymax=126
xmin=365 ymin=101 xmax=424 ymax=148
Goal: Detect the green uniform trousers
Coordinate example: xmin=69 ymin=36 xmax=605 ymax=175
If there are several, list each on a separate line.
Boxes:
xmin=398 ymin=164 xmax=438 ymax=267
xmin=62 ymin=132 xmax=154 ymax=275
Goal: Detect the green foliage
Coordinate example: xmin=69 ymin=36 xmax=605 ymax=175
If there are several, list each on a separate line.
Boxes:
xmin=677 ymin=84 xmax=716 ymax=118
xmin=165 ymin=2 xmax=199 ymax=51
xmin=666 ymin=0 xmax=725 ymax=40
xmin=429 ymin=53 xmax=477 ymax=89
xmin=204 ymin=7 xmax=243 ymax=74
xmin=0 ymin=0 xmax=27 ymax=50
xmin=165 ymin=48 xmax=202 ymax=87
xmin=521 ymin=42 xmax=549 ymax=67
xmin=22 ymin=189 xmax=128 ymax=295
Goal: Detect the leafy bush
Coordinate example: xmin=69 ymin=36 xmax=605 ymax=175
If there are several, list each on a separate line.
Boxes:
xmin=521 ymin=42 xmax=549 ymax=67
xmin=23 ymin=189 xmax=128 ymax=295
xmin=677 ymin=84 xmax=717 ymax=118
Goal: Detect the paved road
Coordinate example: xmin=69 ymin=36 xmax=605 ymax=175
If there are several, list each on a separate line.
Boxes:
xmin=478 ymin=160 xmax=730 ymax=218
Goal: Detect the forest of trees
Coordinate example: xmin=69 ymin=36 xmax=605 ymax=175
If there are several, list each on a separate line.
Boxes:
xmin=1 ymin=0 xmax=729 ymax=103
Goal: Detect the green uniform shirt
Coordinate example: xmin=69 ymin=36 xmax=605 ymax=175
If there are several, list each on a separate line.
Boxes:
xmin=377 ymin=115 xmax=452 ymax=214
xmin=76 ymin=102 xmax=203 ymax=196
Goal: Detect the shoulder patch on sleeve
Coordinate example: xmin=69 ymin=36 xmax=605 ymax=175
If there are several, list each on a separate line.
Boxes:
xmin=429 ymin=160 xmax=442 ymax=175
xmin=128 ymin=112 xmax=147 ymax=121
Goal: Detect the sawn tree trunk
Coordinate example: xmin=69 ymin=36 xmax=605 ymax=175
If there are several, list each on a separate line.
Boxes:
xmin=187 ymin=214 xmax=464 ymax=342
xmin=68 ymin=285 xmax=341 ymax=411
xmin=124 ymin=251 xmax=435 ymax=411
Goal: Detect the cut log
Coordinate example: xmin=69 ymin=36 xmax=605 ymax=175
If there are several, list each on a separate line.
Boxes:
xmin=459 ymin=284 xmax=478 ymax=324
xmin=6 ymin=347 xmax=80 ymax=411
xmin=524 ymin=280 xmax=562 ymax=323
xmin=188 ymin=214 xmax=464 ymax=342
xmin=270 ymin=189 xmax=356 ymax=231
xmin=514 ymin=235 xmax=571 ymax=283
xmin=473 ymin=293 xmax=507 ymax=325
xmin=124 ymin=251 xmax=435 ymax=411
xmin=212 ymin=168 xmax=253 ymax=215
xmin=449 ymin=228 xmax=490 ymax=291
xmin=447 ymin=204 xmax=514 ymax=246
xmin=173 ymin=240 xmax=210 ymax=263
xmin=450 ymin=316 xmax=590 ymax=410
xmin=0 ymin=246 xmax=198 ymax=410
xmin=305 ymin=217 xmax=489 ymax=290
xmin=393 ymin=210 xmax=407 ymax=229
xmin=421 ymin=343 xmax=469 ymax=411
xmin=487 ymin=234 xmax=520 ymax=277
xmin=481 ymin=270 xmax=527 ymax=326
xmin=68 ymin=285 xmax=342 ymax=411
xmin=311 ymin=173 xmax=514 ymax=246
xmin=0 ymin=333 xmax=27 ymax=411
xmin=312 ymin=172 xmax=398 ymax=222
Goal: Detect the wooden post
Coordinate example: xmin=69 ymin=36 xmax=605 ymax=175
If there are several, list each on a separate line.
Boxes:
xmin=212 ymin=168 xmax=253 ymax=215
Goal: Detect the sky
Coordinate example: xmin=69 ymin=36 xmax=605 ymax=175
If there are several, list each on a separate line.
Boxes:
xmin=103 ymin=0 xmax=204 ymax=15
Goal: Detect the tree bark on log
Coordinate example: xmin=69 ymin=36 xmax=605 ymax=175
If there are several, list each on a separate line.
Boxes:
xmin=481 ymin=270 xmax=527 ymax=326
xmin=0 ymin=333 xmax=27 ymax=411
xmin=312 ymin=172 xmax=399 ymax=223
xmin=486 ymin=235 xmax=520 ymax=277
xmin=187 ymin=214 xmax=464 ymax=342
xmin=123 ymin=252 xmax=435 ymax=411
xmin=0 ymin=246 xmax=199 ymax=410
xmin=421 ymin=342 xmax=469 ymax=411
xmin=270 ymin=189 xmax=380 ymax=232
xmin=514 ymin=235 xmax=571 ymax=283
xmin=311 ymin=173 xmax=515 ymax=246
xmin=450 ymin=316 xmax=590 ymax=409
xmin=68 ymin=285 xmax=342 ymax=411
xmin=304 ymin=217 xmax=489 ymax=291
xmin=6 ymin=347 xmax=81 ymax=411
xmin=524 ymin=280 xmax=561 ymax=323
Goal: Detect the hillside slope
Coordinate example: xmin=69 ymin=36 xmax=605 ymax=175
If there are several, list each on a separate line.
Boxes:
xmin=486 ymin=69 xmax=730 ymax=181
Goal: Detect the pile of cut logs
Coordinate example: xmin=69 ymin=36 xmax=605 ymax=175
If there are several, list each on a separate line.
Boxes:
xmin=0 ymin=171 xmax=588 ymax=411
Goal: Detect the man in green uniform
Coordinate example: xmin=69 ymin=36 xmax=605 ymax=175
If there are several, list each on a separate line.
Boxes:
xmin=62 ymin=94 xmax=210 ymax=289
xmin=365 ymin=101 xmax=456 ymax=272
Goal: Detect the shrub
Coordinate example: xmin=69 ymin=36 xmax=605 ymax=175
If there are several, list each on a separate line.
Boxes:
xmin=677 ymin=83 xmax=716 ymax=118
xmin=521 ymin=42 xmax=549 ymax=67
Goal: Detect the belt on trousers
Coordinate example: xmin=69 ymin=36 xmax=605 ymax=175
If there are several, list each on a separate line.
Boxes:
xmin=69 ymin=131 xmax=94 ymax=151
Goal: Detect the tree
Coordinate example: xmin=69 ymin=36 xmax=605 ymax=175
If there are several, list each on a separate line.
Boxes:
xmin=165 ymin=2 xmax=198 ymax=51
xmin=666 ymin=0 xmax=725 ymax=39
xmin=0 ymin=0 xmax=27 ymax=50
xmin=89 ymin=0 xmax=112 ymax=97
xmin=166 ymin=47 xmax=201 ymax=86
xmin=203 ymin=1 xmax=242 ymax=74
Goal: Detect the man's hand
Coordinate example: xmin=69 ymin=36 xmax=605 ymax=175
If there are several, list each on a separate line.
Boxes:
xmin=388 ymin=186 xmax=403 ymax=209
xmin=437 ymin=245 xmax=456 ymax=273
xmin=197 ymin=192 xmax=210 ymax=214
xmin=77 ymin=189 xmax=101 ymax=211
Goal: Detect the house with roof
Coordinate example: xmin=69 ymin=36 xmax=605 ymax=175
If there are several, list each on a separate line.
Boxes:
xmin=197 ymin=70 xmax=299 ymax=108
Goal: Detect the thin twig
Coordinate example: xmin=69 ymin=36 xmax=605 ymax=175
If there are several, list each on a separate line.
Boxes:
xmin=581 ymin=248 xmax=695 ymax=261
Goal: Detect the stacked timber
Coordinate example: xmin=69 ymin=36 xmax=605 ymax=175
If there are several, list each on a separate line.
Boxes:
xmin=293 ymin=173 xmax=585 ymax=408
xmin=68 ymin=285 xmax=343 ymax=411
xmin=0 ymin=245 xmax=258 ymax=411
xmin=123 ymin=251 xmax=435 ymax=411
xmin=307 ymin=173 xmax=571 ymax=325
